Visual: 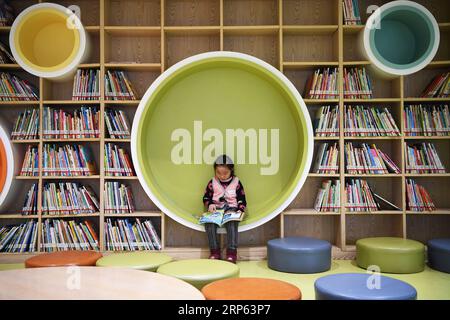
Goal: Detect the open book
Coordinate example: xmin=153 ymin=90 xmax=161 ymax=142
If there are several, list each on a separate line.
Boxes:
xmin=198 ymin=209 xmax=245 ymax=227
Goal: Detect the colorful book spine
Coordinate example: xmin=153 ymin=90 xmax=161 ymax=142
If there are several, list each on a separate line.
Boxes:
xmin=22 ymin=183 xmax=39 ymax=216
xmin=304 ymin=68 xmax=339 ymax=99
xmin=42 ymin=144 xmax=96 ymax=176
xmin=343 ymin=0 xmax=362 ymax=25
xmin=0 ymin=39 xmax=16 ymax=64
xmin=43 ymin=106 xmax=100 ymax=139
xmin=344 ymin=105 xmax=400 ymax=136
xmin=406 ymin=179 xmax=436 ymax=212
xmin=404 ymin=142 xmax=446 ymax=174
xmin=343 ymin=67 xmax=373 ymax=99
xmin=41 ymin=219 xmax=99 ymax=252
xmin=104 ymin=143 xmax=135 ymax=177
xmin=104 ymin=109 xmax=131 ymax=139
xmin=0 ymin=220 xmax=38 ymax=253
xmin=105 ymin=218 xmax=161 ymax=251
xmin=0 ymin=72 xmax=38 ymax=101
xmin=19 ymin=145 xmax=39 ymax=176
xmin=345 ymin=143 xmax=400 ymax=174
xmin=314 ymin=179 xmax=340 ymax=212
xmin=420 ymin=72 xmax=450 ymax=98
xmin=314 ymin=105 xmax=339 ymax=137
xmin=104 ymin=182 xmax=135 ymax=214
xmin=11 ymin=108 xmax=39 ymax=140
xmin=72 ymin=69 xmax=101 ymax=101
xmin=0 ymin=2 xmax=15 ymax=27
xmin=403 ymin=104 xmax=450 ymax=136
xmin=345 ymin=179 xmax=380 ymax=212
xmin=312 ymin=142 xmax=339 ymax=174
xmin=105 ymin=70 xmax=138 ymax=101
xmin=42 ymin=182 xmax=100 ymax=215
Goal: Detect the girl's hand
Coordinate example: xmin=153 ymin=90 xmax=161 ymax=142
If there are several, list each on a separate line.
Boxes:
xmin=208 ymin=204 xmax=216 ymax=212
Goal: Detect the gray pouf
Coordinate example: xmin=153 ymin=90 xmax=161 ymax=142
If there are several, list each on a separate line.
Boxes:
xmin=427 ymin=238 xmax=450 ymax=274
xmin=267 ymin=237 xmax=331 ymax=273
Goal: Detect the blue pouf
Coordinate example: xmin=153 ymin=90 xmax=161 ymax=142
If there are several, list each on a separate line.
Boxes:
xmin=315 ymin=273 xmax=417 ymax=300
xmin=427 ymin=238 xmax=450 ymax=274
xmin=267 ymin=237 xmax=331 ymax=273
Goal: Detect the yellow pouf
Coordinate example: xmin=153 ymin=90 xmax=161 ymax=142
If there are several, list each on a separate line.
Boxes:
xmin=356 ymin=237 xmax=425 ymax=274
xmin=0 ymin=263 xmax=25 ymax=271
xmin=96 ymin=252 xmax=173 ymax=272
xmin=157 ymin=259 xmax=240 ymax=289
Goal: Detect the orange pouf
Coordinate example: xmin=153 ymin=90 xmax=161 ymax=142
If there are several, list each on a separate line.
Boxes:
xmin=25 ymin=251 xmax=103 ymax=268
xmin=0 ymin=140 xmax=7 ymax=193
xmin=201 ymin=277 xmax=302 ymax=300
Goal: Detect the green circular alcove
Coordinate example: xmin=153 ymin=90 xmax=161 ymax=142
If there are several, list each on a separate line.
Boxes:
xmin=132 ymin=52 xmax=313 ymax=232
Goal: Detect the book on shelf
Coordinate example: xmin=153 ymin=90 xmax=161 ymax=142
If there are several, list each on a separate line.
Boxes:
xmin=345 ymin=142 xmax=400 ymax=174
xmin=343 ymin=0 xmax=362 ymax=25
xmin=105 ymin=109 xmax=131 ymax=139
xmin=404 ymin=142 xmax=446 ymax=174
xmin=104 ymin=143 xmax=135 ymax=177
xmin=420 ymin=72 xmax=450 ymax=98
xmin=104 ymin=181 xmax=135 ymax=214
xmin=11 ymin=108 xmax=39 ymax=140
xmin=72 ymin=69 xmax=101 ymax=101
xmin=403 ymin=104 xmax=450 ymax=136
xmin=0 ymin=1 xmax=15 ymax=27
xmin=0 ymin=220 xmax=38 ymax=253
xmin=198 ymin=209 xmax=245 ymax=227
xmin=41 ymin=219 xmax=99 ymax=252
xmin=105 ymin=70 xmax=138 ymax=101
xmin=42 ymin=182 xmax=100 ymax=215
xmin=312 ymin=142 xmax=339 ymax=174
xmin=304 ymin=68 xmax=339 ymax=99
xmin=19 ymin=145 xmax=39 ymax=176
xmin=345 ymin=179 xmax=380 ymax=212
xmin=406 ymin=179 xmax=436 ymax=212
xmin=22 ymin=183 xmax=38 ymax=216
xmin=314 ymin=105 xmax=339 ymax=137
xmin=43 ymin=106 xmax=100 ymax=139
xmin=343 ymin=67 xmax=373 ymax=99
xmin=105 ymin=218 xmax=161 ymax=251
xmin=314 ymin=179 xmax=340 ymax=212
xmin=43 ymin=144 xmax=96 ymax=176
xmin=344 ymin=105 xmax=400 ymax=137
xmin=0 ymin=40 xmax=16 ymax=64
xmin=0 ymin=72 xmax=39 ymax=101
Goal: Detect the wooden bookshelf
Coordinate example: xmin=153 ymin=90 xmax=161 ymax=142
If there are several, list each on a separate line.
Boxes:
xmin=0 ymin=0 xmax=449 ymax=258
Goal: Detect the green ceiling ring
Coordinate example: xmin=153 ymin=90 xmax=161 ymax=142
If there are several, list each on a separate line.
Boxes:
xmin=131 ymin=51 xmax=313 ymax=232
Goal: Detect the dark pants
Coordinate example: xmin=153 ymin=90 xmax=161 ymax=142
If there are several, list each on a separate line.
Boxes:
xmin=205 ymin=221 xmax=239 ymax=250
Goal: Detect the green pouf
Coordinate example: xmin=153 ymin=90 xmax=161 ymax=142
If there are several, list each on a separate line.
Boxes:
xmin=157 ymin=259 xmax=240 ymax=289
xmin=356 ymin=237 xmax=425 ymax=274
xmin=0 ymin=263 xmax=25 ymax=271
xmin=96 ymin=252 xmax=173 ymax=271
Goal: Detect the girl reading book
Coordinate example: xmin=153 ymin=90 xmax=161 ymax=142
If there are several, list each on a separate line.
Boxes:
xmin=202 ymin=154 xmax=246 ymax=263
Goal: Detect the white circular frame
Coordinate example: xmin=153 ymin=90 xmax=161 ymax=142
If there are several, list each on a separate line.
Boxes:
xmin=362 ymin=0 xmax=440 ymax=77
xmin=9 ymin=3 xmax=88 ymax=80
xmin=0 ymin=125 xmax=15 ymax=209
xmin=131 ymin=51 xmax=314 ymax=232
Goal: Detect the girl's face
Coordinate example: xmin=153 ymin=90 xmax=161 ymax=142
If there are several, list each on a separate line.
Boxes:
xmin=215 ymin=166 xmax=232 ymax=181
